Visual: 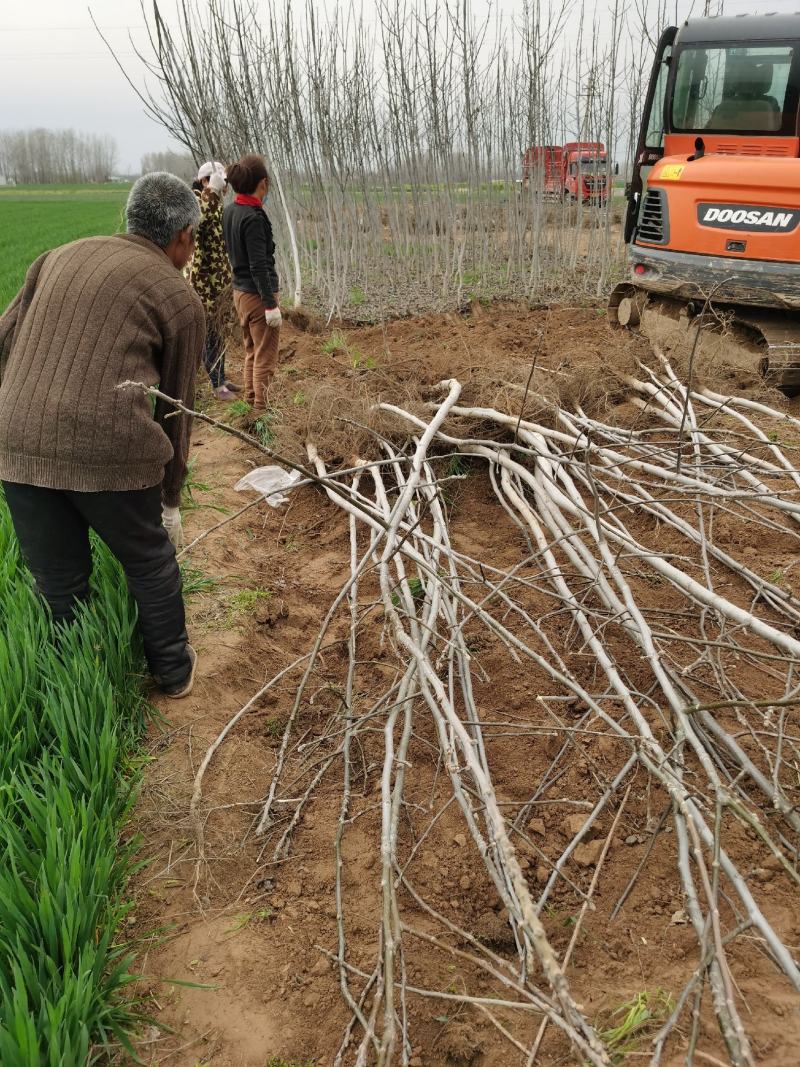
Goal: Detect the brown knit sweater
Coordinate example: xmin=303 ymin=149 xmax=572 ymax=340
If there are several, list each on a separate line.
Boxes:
xmin=0 ymin=234 xmax=205 ymax=507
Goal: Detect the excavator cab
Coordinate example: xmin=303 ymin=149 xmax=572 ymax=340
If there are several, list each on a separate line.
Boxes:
xmin=706 ymin=54 xmax=783 ymax=131
xmin=613 ymin=15 xmax=800 ymax=392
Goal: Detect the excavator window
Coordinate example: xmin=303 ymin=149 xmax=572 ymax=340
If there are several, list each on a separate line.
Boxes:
xmin=672 ymin=44 xmax=795 ymax=134
xmin=645 ymin=46 xmax=673 ymax=149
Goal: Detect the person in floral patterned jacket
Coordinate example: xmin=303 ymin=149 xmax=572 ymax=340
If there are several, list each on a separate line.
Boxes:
xmin=188 ymin=161 xmax=238 ymax=400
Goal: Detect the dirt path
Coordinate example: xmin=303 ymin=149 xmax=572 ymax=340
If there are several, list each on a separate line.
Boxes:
xmin=127 ymin=304 xmax=800 ymax=1067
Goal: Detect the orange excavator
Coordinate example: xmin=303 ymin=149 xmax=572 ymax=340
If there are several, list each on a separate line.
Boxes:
xmin=610 ymin=13 xmax=800 ymax=393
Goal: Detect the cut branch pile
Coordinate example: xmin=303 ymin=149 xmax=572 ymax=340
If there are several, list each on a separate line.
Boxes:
xmin=192 ymin=365 xmax=800 ymax=1065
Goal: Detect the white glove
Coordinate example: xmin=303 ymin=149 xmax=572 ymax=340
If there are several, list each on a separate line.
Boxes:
xmin=162 ymin=505 xmax=184 ymax=550
xmin=208 ymin=169 xmax=226 ymax=195
xmin=264 ymin=306 xmax=282 ymax=329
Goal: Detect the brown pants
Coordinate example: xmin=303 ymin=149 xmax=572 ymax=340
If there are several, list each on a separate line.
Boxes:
xmin=233 ymin=290 xmax=280 ymax=411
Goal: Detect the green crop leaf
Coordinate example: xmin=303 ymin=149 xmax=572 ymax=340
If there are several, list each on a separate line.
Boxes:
xmin=0 ymin=489 xmax=149 ymax=1061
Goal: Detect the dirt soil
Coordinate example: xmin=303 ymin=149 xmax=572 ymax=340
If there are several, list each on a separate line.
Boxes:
xmin=127 ymin=302 xmax=800 ymax=1067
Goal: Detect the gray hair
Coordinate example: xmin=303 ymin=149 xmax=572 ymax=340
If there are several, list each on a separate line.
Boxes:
xmin=125 ymin=172 xmax=200 ymax=248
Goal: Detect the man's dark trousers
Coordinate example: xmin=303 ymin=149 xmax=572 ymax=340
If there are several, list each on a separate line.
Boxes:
xmin=2 ymin=481 xmax=191 ymax=688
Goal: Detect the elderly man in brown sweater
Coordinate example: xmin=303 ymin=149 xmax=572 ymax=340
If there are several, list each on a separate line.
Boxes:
xmin=0 ymin=172 xmax=206 ymax=698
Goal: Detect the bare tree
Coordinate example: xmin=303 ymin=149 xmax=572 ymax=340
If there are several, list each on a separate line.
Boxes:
xmin=96 ymin=0 xmax=703 ymax=317
xmin=0 ymin=128 xmax=117 ymax=184
xmin=140 ymin=149 xmax=196 ymax=179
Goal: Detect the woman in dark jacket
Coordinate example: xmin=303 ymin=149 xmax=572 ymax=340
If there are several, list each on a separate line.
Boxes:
xmin=222 ymin=154 xmax=281 ymax=412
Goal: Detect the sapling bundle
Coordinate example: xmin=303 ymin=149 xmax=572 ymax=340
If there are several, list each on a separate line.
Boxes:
xmin=189 ymin=364 xmax=800 ymax=1065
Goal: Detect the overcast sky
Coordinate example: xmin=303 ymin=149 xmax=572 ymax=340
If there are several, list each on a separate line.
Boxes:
xmin=0 ymin=0 xmax=792 ymax=173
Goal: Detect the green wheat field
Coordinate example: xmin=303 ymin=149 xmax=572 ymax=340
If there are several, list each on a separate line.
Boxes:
xmin=0 ymin=183 xmax=130 ymax=308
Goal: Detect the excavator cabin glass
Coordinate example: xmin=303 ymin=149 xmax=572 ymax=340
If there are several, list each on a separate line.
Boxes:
xmin=645 ymin=45 xmax=673 ymax=150
xmin=672 ymin=45 xmax=797 ymax=135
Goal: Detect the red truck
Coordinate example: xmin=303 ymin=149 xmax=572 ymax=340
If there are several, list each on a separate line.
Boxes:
xmin=522 ymin=142 xmax=611 ymax=203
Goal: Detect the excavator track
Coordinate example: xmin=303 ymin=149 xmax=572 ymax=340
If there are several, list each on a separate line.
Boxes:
xmin=610 ymin=284 xmax=800 ymax=396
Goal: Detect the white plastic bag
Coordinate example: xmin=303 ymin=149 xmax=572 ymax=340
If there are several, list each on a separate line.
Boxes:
xmin=234 ymin=466 xmax=302 ymax=507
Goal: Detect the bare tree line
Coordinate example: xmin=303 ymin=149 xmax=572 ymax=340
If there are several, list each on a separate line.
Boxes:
xmin=140 ymin=149 xmax=196 ymax=180
xmin=0 ymin=128 xmax=118 ymax=185
xmin=102 ymin=0 xmax=718 ymax=315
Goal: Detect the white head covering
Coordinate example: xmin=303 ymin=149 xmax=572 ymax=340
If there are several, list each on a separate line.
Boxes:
xmin=197 ymin=161 xmax=226 ymax=181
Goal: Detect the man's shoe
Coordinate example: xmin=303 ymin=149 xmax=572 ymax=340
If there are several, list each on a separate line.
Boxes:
xmin=214 ymin=385 xmax=236 ymax=401
xmin=161 ymin=645 xmax=197 ymax=699
xmin=224 ymin=380 xmax=242 ymax=393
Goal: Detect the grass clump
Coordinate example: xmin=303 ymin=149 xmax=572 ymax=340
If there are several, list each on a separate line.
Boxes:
xmin=251 ymin=408 xmax=280 ymax=447
xmin=598 ymin=989 xmax=674 ymax=1061
xmin=350 ymin=350 xmax=375 ymax=371
xmin=181 ymin=563 xmax=222 ymax=597
xmin=227 ymin=587 xmax=271 ymax=622
xmin=444 ymin=453 xmax=473 ymax=479
xmin=181 ymin=458 xmax=228 ymax=514
xmin=322 ymin=329 xmax=351 ymax=357
xmin=264 ymin=716 xmax=285 ymax=739
xmin=321 ymin=330 xmax=377 ymax=370
xmin=228 ymin=398 xmax=253 ymax=419
xmin=0 ymin=491 xmax=148 ymax=1062
xmin=391 ymin=576 xmax=425 ymax=607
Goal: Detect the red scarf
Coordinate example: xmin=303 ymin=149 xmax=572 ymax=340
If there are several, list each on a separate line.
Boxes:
xmin=234 ymin=193 xmax=263 ymax=208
